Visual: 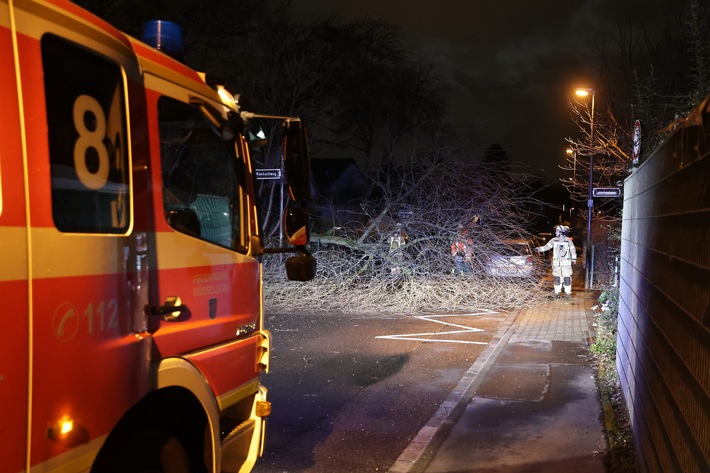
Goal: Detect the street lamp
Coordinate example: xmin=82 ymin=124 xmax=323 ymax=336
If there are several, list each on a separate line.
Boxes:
xmin=566 ymin=147 xmax=577 ymax=184
xmin=565 ymin=148 xmax=577 ymax=224
xmin=575 ymin=87 xmax=595 ymax=289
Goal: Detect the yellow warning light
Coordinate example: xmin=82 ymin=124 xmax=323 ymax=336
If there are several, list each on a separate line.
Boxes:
xmin=48 ymin=416 xmax=88 ymax=446
xmin=216 ymin=85 xmax=237 ymax=111
xmin=59 ymin=419 xmax=74 ymax=435
xmin=255 ymin=401 xmax=272 ymax=418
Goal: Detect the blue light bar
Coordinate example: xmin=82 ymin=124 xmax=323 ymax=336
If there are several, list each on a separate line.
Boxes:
xmin=141 ymin=20 xmax=184 ymax=60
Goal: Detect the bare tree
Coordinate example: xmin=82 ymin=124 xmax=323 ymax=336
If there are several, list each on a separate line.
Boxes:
xmin=682 ymin=0 xmax=710 ymax=108
xmin=563 ymin=0 xmax=710 ymax=204
xmin=210 ymin=14 xmax=448 ymax=236
xmin=562 ymin=98 xmax=632 ymax=203
xmin=263 ymin=145 xmax=548 ymax=315
xmin=580 ymin=0 xmax=710 ymax=169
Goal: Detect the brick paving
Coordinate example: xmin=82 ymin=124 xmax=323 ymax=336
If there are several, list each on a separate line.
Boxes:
xmin=510 ymin=292 xmax=597 ymax=343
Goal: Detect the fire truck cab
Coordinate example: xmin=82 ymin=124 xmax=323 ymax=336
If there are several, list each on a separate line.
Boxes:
xmin=1 ymin=0 xmax=314 ymax=472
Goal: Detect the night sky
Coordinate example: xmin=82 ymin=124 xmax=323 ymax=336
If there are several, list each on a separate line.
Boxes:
xmin=291 ymin=0 xmax=692 ymax=181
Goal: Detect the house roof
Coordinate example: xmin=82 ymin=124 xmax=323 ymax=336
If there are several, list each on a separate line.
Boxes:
xmin=310 ymin=158 xmax=369 ymax=202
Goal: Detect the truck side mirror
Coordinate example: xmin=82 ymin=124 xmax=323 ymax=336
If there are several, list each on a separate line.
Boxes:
xmin=246 ymin=114 xmax=316 ymax=281
xmin=283 ymin=207 xmax=308 ymax=246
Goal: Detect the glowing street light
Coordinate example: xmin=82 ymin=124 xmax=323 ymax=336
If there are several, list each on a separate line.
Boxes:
xmin=575 ymin=87 xmax=595 ymax=289
xmin=566 ymin=147 xmax=577 ymax=183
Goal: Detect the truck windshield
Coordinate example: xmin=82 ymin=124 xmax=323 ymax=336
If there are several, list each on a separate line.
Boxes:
xmin=158 ymin=96 xmax=243 ymax=250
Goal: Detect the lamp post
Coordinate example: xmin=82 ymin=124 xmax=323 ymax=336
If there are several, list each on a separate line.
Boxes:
xmin=565 ymin=148 xmax=577 ymax=224
xmin=566 ymin=147 xmax=577 ymax=184
xmin=575 ymin=87 xmax=595 ymax=289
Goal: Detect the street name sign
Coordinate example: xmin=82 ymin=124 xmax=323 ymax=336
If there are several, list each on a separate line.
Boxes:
xmin=592 ymin=187 xmax=621 ymax=198
xmin=255 ymin=168 xmax=282 ymax=180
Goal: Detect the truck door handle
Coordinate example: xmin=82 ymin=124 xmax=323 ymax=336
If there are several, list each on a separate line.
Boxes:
xmin=151 ymin=296 xmax=187 ymax=321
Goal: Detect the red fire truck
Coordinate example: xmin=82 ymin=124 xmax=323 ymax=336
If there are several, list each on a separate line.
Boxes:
xmin=0 ymin=0 xmax=315 ymax=471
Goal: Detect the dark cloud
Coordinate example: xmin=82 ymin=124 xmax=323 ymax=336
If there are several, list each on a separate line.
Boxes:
xmin=291 ymin=1 xmax=691 ymax=180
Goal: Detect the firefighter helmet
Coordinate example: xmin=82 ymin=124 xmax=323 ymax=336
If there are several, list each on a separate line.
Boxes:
xmin=555 ymin=225 xmax=570 ymax=236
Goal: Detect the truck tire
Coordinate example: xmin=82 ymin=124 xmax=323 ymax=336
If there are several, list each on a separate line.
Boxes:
xmin=95 ymin=430 xmax=196 ymax=473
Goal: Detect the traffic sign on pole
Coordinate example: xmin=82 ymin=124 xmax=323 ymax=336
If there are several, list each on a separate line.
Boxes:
xmin=255 ymin=169 xmax=282 ymax=180
xmin=592 ymin=187 xmax=621 ymax=198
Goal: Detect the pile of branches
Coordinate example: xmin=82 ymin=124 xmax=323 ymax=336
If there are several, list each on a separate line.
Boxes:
xmin=262 ymin=156 xmax=550 ymax=316
xmin=263 ymin=264 xmax=548 ymax=316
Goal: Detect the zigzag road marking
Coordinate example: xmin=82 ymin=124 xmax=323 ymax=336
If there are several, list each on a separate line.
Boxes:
xmin=375 ymin=310 xmax=498 ymax=345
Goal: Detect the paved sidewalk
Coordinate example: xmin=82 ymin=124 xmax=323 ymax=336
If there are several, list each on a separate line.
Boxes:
xmin=389 ymin=284 xmax=607 ymax=473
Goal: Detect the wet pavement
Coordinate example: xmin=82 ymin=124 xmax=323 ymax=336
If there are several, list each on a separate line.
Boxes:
xmin=389 ymin=279 xmax=607 ymax=473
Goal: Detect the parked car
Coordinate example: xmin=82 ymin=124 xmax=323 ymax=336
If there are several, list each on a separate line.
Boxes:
xmin=484 ymin=239 xmax=535 ymax=277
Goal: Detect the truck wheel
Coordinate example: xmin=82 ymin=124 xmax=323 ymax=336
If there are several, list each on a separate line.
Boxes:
xmin=98 ymin=430 xmax=195 ymax=473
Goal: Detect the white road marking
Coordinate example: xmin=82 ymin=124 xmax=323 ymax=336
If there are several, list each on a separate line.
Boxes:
xmin=375 ymin=310 xmax=498 ymax=345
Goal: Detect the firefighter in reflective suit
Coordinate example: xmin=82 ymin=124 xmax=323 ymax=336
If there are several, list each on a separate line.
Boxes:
xmin=535 ymin=225 xmax=577 ymax=296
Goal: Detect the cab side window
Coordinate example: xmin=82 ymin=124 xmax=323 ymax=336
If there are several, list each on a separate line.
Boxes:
xmin=158 ymin=97 xmax=243 ymax=250
xmin=42 ymin=34 xmax=129 ymax=233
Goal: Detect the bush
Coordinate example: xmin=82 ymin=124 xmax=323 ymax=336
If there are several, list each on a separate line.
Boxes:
xmin=591 ymin=287 xmax=619 ymax=363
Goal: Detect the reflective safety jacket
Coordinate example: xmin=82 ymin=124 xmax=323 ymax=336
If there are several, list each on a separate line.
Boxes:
xmin=537 ymin=236 xmax=577 ymax=267
xmin=451 ymin=235 xmax=473 ymax=262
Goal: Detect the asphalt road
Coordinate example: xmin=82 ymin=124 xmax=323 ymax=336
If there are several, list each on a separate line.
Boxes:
xmin=253 ymin=309 xmax=509 ymax=473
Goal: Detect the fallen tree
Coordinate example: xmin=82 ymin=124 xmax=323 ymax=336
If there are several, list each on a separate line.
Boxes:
xmin=263 ymin=153 xmax=550 ymax=315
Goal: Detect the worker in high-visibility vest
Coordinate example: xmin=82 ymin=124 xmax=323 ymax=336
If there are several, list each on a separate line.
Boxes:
xmin=535 ymin=225 xmax=577 ymax=296
xmin=451 ymin=228 xmax=473 ymax=274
